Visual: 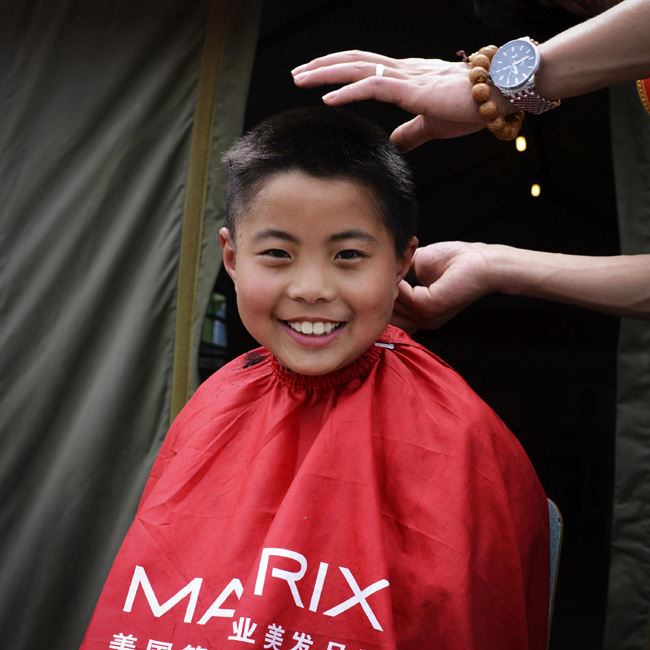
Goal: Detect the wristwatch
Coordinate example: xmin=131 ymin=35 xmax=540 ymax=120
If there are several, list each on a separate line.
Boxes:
xmin=490 ymin=37 xmax=560 ymax=115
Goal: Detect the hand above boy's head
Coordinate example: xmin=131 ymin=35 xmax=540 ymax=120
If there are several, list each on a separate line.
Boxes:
xmin=220 ymin=107 xmax=418 ymax=376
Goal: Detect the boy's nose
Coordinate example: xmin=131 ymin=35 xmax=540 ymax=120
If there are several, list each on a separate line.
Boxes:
xmin=286 ymin=265 xmax=335 ymax=303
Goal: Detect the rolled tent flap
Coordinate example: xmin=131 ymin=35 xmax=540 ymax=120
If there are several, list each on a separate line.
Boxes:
xmin=0 ymin=0 xmax=261 ymax=647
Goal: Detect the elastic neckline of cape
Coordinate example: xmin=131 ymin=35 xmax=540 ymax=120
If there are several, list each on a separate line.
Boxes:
xmin=271 ymin=344 xmax=383 ymax=389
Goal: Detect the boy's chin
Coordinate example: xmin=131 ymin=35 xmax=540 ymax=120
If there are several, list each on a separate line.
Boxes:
xmin=277 ymin=359 xmax=344 ymax=376
xmin=274 ymin=351 xmax=360 ymax=377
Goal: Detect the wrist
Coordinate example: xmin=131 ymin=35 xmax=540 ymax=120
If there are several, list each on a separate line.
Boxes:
xmin=489 ymin=86 xmax=518 ymax=117
xmin=484 ymin=244 xmax=539 ymax=296
xmin=456 ymin=242 xmax=513 ymax=296
xmin=535 ymin=40 xmax=577 ymax=100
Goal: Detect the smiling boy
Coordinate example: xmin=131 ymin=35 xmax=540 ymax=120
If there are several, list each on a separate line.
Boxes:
xmin=81 ymin=108 xmax=549 ymax=650
xmin=220 ymin=170 xmax=414 ymax=376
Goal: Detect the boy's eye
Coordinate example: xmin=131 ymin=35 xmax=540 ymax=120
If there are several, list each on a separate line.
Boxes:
xmin=336 ymin=249 xmax=365 ymax=260
xmin=262 ymin=249 xmax=290 ymax=259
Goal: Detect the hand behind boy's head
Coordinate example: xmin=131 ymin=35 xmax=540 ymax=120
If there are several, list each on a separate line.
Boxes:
xmin=220 ymin=107 xmax=419 ymax=376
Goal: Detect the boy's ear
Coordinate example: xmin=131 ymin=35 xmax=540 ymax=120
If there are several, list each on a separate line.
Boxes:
xmin=396 ymin=237 xmax=418 ymax=283
xmin=219 ymin=227 xmax=237 ymax=284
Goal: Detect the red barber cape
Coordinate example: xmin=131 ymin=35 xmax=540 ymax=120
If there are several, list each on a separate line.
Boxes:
xmin=82 ymin=326 xmax=549 ymax=650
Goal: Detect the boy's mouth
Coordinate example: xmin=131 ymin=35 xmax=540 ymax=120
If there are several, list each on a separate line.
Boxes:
xmin=285 ymin=321 xmax=343 ymax=336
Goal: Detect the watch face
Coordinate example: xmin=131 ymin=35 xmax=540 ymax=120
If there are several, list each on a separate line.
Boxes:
xmin=491 ymin=39 xmax=540 ymax=90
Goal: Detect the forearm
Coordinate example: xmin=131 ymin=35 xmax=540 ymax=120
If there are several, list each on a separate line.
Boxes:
xmin=537 ymin=0 xmax=650 ymax=100
xmin=488 ymin=245 xmax=650 ymax=318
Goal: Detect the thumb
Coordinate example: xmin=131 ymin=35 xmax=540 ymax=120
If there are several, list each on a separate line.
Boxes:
xmin=396 ymin=282 xmax=436 ymax=314
xmin=392 ymin=115 xmax=486 ymax=150
xmin=395 ymin=281 xmax=463 ymax=331
xmin=390 ymin=116 xmax=435 ymax=152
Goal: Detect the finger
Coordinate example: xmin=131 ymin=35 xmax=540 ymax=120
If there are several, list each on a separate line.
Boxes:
xmin=391 ymin=115 xmax=484 ymax=150
xmin=396 ymin=282 xmax=431 ymax=312
xmin=321 ymin=76 xmax=420 ymax=112
xmin=395 ymin=283 xmax=441 ymax=322
xmin=293 ymin=60 xmax=395 ymax=89
xmin=394 ymin=283 xmax=451 ymax=332
xmin=395 ymin=279 xmax=415 ymax=304
xmin=395 ymin=285 xmax=461 ymax=331
xmin=292 ymin=50 xmax=394 ymax=76
xmin=390 ymin=116 xmax=439 ymax=151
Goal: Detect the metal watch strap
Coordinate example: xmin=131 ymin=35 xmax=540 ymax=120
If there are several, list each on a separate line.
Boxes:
xmin=506 ymin=86 xmax=561 ymax=115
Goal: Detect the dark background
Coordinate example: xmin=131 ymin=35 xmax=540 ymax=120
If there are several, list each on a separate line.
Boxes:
xmin=207 ymin=1 xmax=620 ymax=647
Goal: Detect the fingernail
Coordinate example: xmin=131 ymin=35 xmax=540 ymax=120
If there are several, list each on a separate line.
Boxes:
xmin=322 ymin=91 xmax=337 ymax=102
xmin=291 ymin=65 xmax=306 ymax=75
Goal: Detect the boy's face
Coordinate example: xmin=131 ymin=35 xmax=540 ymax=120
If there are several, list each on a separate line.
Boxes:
xmin=220 ymin=171 xmax=416 ymax=376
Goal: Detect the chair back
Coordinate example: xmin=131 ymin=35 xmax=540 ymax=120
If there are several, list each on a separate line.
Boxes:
xmin=547 ymin=499 xmax=563 ymax=649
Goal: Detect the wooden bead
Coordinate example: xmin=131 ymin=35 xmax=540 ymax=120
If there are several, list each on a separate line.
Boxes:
xmin=508 ymin=110 xmax=525 ymax=125
xmin=486 ymin=115 xmax=506 ymax=132
xmin=494 ymin=124 xmax=518 ymax=141
xmin=479 ymin=45 xmax=499 ymax=59
xmin=470 ymin=53 xmax=491 ymax=70
xmin=471 ymin=83 xmax=491 ymax=103
xmin=469 ymin=67 xmax=489 ymax=85
xmin=478 ymin=100 xmax=499 ymax=119
xmin=466 ymin=43 xmax=524 ymax=142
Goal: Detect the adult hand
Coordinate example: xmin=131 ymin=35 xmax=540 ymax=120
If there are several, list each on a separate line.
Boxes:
xmin=392 ymin=240 xmax=650 ymax=332
xmin=391 ymin=242 xmax=496 ymax=332
xmin=292 ymin=50 xmax=511 ymax=150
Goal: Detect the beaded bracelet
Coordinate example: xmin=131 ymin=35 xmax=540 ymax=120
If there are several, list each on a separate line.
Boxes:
xmin=462 ymin=45 xmax=525 ymax=141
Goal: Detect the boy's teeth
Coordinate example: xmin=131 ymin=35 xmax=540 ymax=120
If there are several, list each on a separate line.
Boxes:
xmin=288 ymin=321 xmax=338 ymax=336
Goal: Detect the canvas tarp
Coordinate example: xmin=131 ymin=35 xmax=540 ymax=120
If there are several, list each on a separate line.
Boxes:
xmin=605 ymin=82 xmax=650 ymax=649
xmin=0 ymin=0 xmax=261 ymax=646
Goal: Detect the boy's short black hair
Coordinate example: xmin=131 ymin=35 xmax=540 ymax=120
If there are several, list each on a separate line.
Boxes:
xmin=223 ymin=106 xmax=418 ymax=256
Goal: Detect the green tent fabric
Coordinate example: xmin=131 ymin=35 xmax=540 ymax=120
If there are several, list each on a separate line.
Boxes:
xmin=0 ymin=0 xmax=261 ymax=646
xmin=605 ymin=82 xmax=650 ymax=649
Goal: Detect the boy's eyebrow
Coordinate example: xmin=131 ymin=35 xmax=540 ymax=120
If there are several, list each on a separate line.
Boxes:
xmin=251 ymin=228 xmax=299 ymax=243
xmin=329 ymin=229 xmax=379 ymax=244
xmin=250 ymin=228 xmax=379 ymax=244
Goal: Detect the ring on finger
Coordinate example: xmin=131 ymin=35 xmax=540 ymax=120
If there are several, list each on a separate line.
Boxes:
xmin=375 ymin=63 xmax=385 ymax=77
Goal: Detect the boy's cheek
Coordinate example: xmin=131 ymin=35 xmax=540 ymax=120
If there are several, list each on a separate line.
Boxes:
xmin=236 ymin=281 xmax=272 ymax=315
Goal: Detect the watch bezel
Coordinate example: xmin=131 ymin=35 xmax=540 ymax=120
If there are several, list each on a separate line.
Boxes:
xmin=491 ymin=37 xmax=541 ymax=92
